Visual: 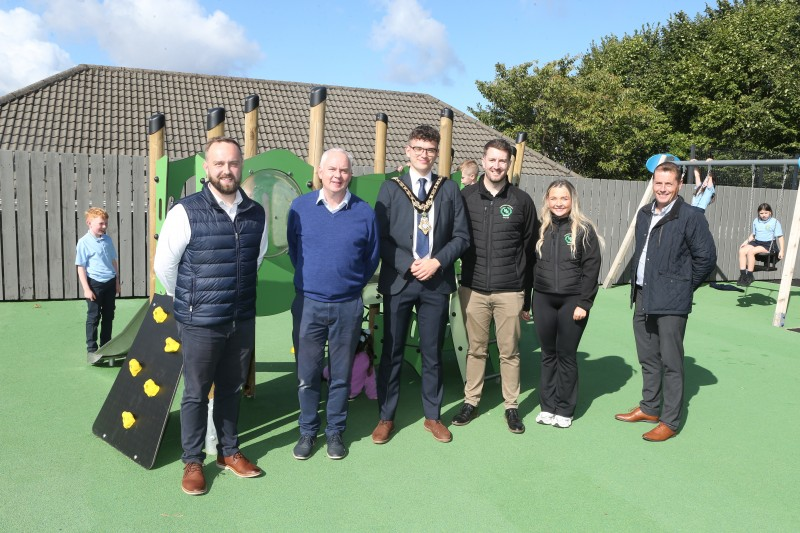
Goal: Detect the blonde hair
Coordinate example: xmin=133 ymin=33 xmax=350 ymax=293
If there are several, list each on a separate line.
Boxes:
xmin=85 ymin=207 xmax=109 ymax=221
xmin=536 ymin=180 xmax=603 ymax=257
xmin=459 ymin=160 xmax=478 ymax=176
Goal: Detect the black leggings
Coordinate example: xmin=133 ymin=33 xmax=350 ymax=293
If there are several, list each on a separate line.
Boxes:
xmin=532 ymin=291 xmax=589 ymax=417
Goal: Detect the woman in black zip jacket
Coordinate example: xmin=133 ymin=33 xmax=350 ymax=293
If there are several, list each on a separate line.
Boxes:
xmin=529 ymin=180 xmax=602 ymax=429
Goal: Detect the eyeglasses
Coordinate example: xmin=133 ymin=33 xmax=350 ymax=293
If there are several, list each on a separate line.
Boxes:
xmin=409 ymin=146 xmax=439 ymax=156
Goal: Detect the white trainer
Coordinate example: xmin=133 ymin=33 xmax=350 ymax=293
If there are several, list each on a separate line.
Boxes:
xmin=553 ymin=415 xmax=572 ymax=428
xmin=535 ymin=411 xmax=555 ymax=425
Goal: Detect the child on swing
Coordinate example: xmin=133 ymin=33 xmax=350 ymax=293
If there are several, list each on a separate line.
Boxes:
xmin=691 ymin=158 xmax=716 ymax=213
xmin=737 ymin=203 xmax=784 ymax=287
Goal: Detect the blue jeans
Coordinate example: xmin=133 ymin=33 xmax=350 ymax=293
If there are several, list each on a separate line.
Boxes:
xmin=292 ymin=295 xmax=363 ymax=437
xmin=177 ymin=319 xmax=254 ymax=464
xmin=85 ymin=277 xmax=116 ymax=352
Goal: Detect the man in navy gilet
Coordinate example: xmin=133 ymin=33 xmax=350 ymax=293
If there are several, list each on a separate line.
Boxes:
xmin=154 ymin=137 xmax=268 ymax=495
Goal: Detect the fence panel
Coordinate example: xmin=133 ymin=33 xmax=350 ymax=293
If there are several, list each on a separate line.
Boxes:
xmin=117 ymin=156 xmax=134 ymax=297
xmin=61 ymin=153 xmax=79 ymax=299
xmin=46 ymin=152 xmax=65 ymax=298
xmin=132 ymin=156 xmax=148 ymax=297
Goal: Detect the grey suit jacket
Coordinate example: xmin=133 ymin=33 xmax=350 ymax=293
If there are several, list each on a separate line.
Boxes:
xmin=375 ymin=173 xmax=470 ymax=296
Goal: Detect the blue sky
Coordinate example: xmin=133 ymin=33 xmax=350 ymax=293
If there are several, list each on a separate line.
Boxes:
xmin=0 ymin=0 xmax=713 ymax=114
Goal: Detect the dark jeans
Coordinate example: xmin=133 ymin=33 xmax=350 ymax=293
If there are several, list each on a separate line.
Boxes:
xmin=85 ymin=277 xmax=116 ymax=352
xmin=292 ymin=295 xmax=363 ymax=437
xmin=533 ymin=291 xmax=589 ymax=418
xmin=177 ymin=319 xmax=254 ymax=464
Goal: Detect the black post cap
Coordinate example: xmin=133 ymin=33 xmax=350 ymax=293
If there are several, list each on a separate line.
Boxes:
xmin=244 ymin=95 xmax=260 ymax=113
xmin=206 ymin=107 xmax=225 ymax=131
xmin=147 ymin=113 xmax=165 ymax=135
xmin=375 ymin=113 xmax=388 ymax=124
xmin=310 ymin=87 xmax=327 ymax=106
xmin=516 ymin=132 xmax=527 ymax=143
xmin=440 ymin=108 xmax=454 ymax=119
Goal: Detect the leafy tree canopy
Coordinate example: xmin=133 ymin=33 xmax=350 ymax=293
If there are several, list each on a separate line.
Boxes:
xmin=470 ymin=0 xmax=800 ymax=180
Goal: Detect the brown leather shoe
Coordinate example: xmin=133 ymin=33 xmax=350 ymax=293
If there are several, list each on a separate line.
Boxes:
xmin=614 ymin=406 xmax=659 ymax=423
xmin=181 ymin=462 xmax=206 ymax=495
xmin=423 ymin=419 xmax=452 ymax=443
xmin=216 ymin=451 xmax=262 ymax=478
xmin=372 ymin=420 xmax=394 ymax=444
xmin=642 ymin=422 xmax=676 ymax=442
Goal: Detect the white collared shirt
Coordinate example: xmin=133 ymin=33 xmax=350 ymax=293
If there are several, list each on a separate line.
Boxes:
xmin=316 ymin=189 xmax=351 ymax=213
xmin=408 ymin=167 xmax=435 ymax=259
xmin=154 ymin=187 xmax=269 ymax=296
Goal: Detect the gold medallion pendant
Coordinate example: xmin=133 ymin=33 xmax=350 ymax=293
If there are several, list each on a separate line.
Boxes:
xmin=418 ymin=212 xmax=431 ymax=235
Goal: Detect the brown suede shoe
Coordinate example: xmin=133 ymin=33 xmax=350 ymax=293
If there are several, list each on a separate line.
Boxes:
xmin=216 ymin=451 xmax=262 ymax=478
xmin=181 ymin=462 xmax=206 ymax=495
xmin=643 ymin=422 xmax=676 ymax=442
xmin=372 ymin=420 xmax=394 ymax=444
xmin=614 ymin=406 xmax=659 ymax=423
xmin=423 ymin=419 xmax=452 ymax=443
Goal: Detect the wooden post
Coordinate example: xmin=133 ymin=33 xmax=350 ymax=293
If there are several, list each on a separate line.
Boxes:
xmin=308 ymin=87 xmax=327 ymax=189
xmin=602 ymin=178 xmax=654 ymax=288
xmin=206 ymin=107 xmax=225 ymax=140
xmin=438 ymin=109 xmax=454 ymax=178
xmin=243 ymin=95 xmax=260 ymax=396
xmin=512 ymin=132 xmax=527 ymax=186
xmin=147 ymin=113 xmax=165 ymax=299
xmin=374 ymin=113 xmax=388 ymax=174
xmin=508 ymin=147 xmax=516 ymax=184
xmin=243 ymin=95 xmax=260 ymax=159
xmin=773 ymin=184 xmax=800 ymax=326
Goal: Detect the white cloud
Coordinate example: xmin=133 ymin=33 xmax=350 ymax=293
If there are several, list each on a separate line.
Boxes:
xmin=370 ymin=0 xmax=464 ymax=85
xmin=0 ymin=8 xmax=74 ymax=95
xmin=41 ymin=0 xmax=263 ymax=76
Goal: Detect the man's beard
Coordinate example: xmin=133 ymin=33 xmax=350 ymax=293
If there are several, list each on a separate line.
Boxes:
xmin=209 ymin=173 xmax=239 ymax=194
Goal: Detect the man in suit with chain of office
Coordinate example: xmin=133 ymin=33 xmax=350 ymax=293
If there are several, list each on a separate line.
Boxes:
xmin=371 ymin=124 xmax=470 ymax=444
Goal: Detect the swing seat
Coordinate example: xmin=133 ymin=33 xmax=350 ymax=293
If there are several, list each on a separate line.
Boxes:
xmin=754 ymin=251 xmax=780 ymax=272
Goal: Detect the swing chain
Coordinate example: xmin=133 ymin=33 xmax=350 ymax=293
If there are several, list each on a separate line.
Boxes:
xmin=778 ymin=164 xmax=788 ymax=216
xmin=746 ymin=164 xmax=756 ymax=217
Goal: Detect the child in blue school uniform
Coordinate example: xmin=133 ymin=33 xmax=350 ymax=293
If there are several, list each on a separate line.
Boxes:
xmin=76 ymin=207 xmax=120 ymax=364
xmin=737 ymin=203 xmax=785 ymax=287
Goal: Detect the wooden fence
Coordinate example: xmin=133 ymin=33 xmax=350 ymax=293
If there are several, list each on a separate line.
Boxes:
xmin=0 ymin=150 xmax=797 ymax=301
xmin=0 ymin=150 xmax=148 ymax=300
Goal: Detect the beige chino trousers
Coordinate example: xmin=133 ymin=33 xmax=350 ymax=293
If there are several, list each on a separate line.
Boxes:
xmin=459 ymin=286 xmax=524 ymax=409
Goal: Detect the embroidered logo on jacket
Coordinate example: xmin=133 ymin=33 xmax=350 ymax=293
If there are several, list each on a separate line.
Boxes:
xmin=499 ymin=205 xmax=513 ymax=219
xmin=564 ymin=233 xmax=573 ymax=245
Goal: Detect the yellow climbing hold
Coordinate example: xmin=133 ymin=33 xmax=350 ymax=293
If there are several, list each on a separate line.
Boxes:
xmin=122 ymin=411 xmax=135 ymax=429
xmin=129 ymin=358 xmax=142 ymax=377
xmin=143 ymin=379 xmax=160 ymax=397
xmin=152 ymin=306 xmax=168 ymax=323
xmin=164 ymin=337 xmax=180 ymax=353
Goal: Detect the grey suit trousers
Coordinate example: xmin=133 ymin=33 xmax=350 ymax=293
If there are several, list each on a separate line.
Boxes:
xmin=632 ymin=289 xmax=688 ymax=431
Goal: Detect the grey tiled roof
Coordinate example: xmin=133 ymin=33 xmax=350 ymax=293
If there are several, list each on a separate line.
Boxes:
xmin=0 ymin=64 xmax=577 ymax=177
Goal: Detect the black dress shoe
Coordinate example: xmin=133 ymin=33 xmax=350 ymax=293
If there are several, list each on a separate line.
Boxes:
xmin=505 ymin=408 xmax=525 ymax=434
xmin=451 ymin=403 xmax=478 ymax=426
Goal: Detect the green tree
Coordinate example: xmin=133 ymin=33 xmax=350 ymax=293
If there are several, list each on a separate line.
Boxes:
xmin=472 ymin=0 xmax=800 ymax=180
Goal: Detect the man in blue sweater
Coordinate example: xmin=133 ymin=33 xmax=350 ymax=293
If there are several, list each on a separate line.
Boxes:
xmin=287 ymin=147 xmax=380 ymax=460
